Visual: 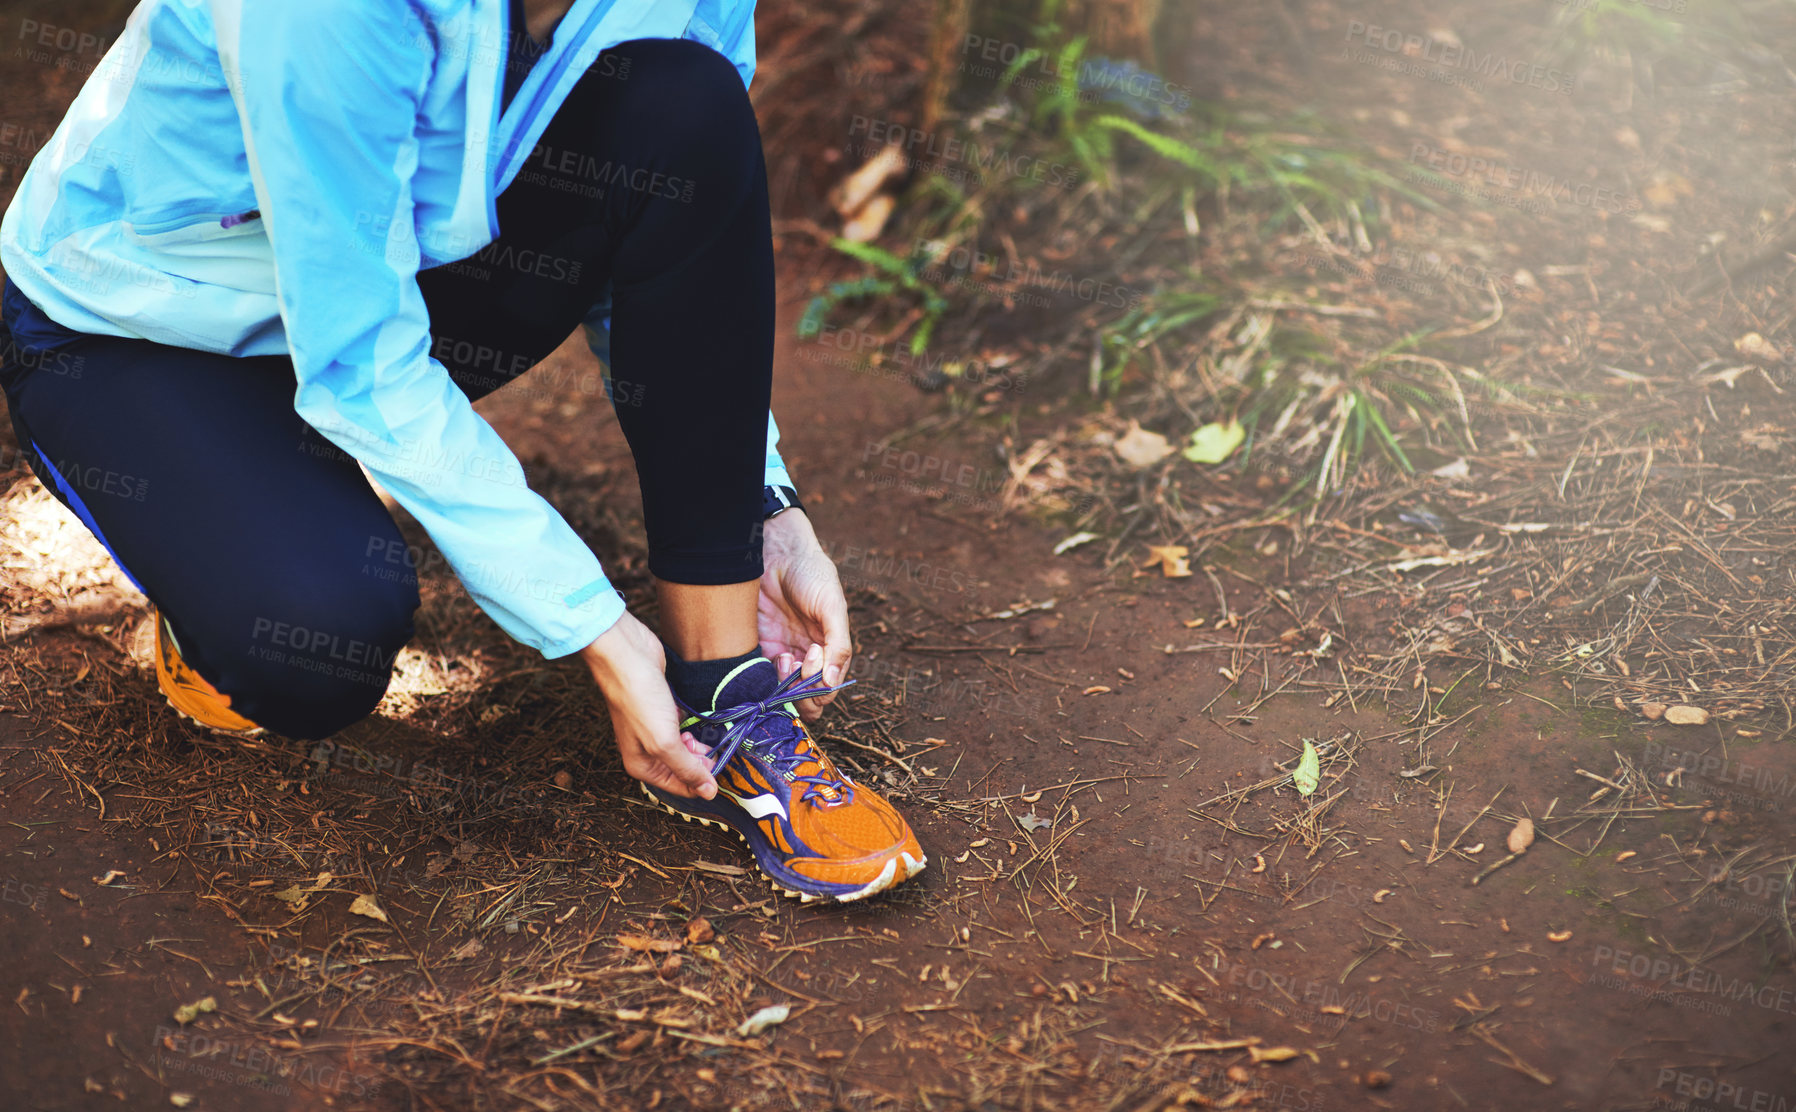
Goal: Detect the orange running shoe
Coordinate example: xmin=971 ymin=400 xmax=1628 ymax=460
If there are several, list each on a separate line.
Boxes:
xmin=153 ymin=609 xmax=264 ymax=737
xmin=644 ymin=659 xmax=925 ymax=903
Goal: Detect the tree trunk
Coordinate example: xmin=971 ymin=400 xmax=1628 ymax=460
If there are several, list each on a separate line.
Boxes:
xmin=922 ymin=0 xmax=1189 ymax=131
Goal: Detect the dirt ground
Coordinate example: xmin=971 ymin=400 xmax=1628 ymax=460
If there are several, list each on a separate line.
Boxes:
xmin=4 ymin=0 xmax=1796 ymax=1110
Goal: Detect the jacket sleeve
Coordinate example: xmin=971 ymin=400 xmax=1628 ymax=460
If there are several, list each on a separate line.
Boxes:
xmin=211 ymin=0 xmax=625 ymax=658
xmin=690 ymin=0 xmax=758 ymax=86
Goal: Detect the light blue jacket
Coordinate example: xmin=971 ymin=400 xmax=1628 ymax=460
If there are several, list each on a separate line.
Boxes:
xmin=0 ymin=0 xmax=792 ymax=658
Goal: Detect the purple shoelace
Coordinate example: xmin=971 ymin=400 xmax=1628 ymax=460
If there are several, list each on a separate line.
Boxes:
xmin=678 ymin=668 xmax=857 ymax=806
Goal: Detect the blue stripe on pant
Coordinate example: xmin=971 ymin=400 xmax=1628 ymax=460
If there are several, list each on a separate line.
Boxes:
xmin=2 ymin=286 xmax=419 ymax=739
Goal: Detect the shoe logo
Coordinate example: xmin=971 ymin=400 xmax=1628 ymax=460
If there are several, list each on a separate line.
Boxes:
xmin=721 ymin=788 xmax=788 ymax=822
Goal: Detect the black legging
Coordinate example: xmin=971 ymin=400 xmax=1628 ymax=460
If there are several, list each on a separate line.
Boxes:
xmin=0 ymin=39 xmax=775 ymax=739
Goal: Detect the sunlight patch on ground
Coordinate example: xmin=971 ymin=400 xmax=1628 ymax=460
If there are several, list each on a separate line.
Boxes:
xmin=377 ymin=646 xmax=490 ymax=718
xmin=0 ymin=482 xmax=139 ymax=621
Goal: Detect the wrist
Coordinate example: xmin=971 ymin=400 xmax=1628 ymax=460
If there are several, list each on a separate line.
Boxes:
xmin=580 ymin=612 xmax=655 ymax=684
xmin=761 ymin=504 xmax=817 ymax=549
xmin=762 ymin=484 xmax=803 ymax=521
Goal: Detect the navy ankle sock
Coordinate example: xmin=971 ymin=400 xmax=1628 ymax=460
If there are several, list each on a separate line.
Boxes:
xmin=665 ymin=646 xmax=766 ymax=711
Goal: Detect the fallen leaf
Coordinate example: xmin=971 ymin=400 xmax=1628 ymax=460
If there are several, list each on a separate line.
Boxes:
xmin=828 ymin=143 xmax=907 ymax=218
xmin=841 ymin=193 xmax=896 ymax=243
xmin=1429 ymin=458 xmax=1471 ymax=480
xmin=1507 ymin=817 xmax=1535 ymax=855
xmin=617 ymin=935 xmax=683 ymax=953
xmin=1017 ymin=812 xmax=1053 ymax=832
xmin=1641 ymin=702 xmax=1668 ymax=721
xmin=685 ymin=918 xmax=715 ymax=945
xmin=1665 ymin=705 xmax=1710 ymax=726
xmin=1142 ymin=544 xmax=1193 ymax=578
xmin=1734 ymin=332 xmax=1784 ymax=364
xmin=616 ymin=1029 xmax=651 ymax=1053
xmin=1115 ymin=423 xmax=1175 ymax=468
xmin=448 ymin=937 xmax=484 ymax=961
xmin=1643 ymin=171 xmax=1691 ymax=208
xmin=1183 ymin=420 xmax=1246 ymax=464
xmin=1700 ymin=365 xmax=1754 ymax=388
xmin=1293 ymin=740 xmax=1320 ymax=797
xmin=348 ymin=894 xmax=389 ymax=924
xmin=172 ymin=996 xmax=217 ymax=1026
xmin=1054 ymin=531 xmax=1100 ymax=556
xmin=984 ymin=599 xmax=1057 ymax=620
xmin=1742 ymin=427 xmax=1782 ymax=452
xmin=1383 ymin=547 xmax=1496 ymax=573
xmin=691 ymin=860 xmax=748 ymax=877
xmin=736 ymin=1004 xmax=791 ymax=1037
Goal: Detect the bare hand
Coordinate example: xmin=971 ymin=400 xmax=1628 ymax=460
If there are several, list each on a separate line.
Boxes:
xmin=756 ymin=510 xmax=851 ymax=721
xmin=578 ymin=612 xmax=716 ymax=799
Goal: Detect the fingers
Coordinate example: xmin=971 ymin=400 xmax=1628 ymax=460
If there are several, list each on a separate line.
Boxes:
xmin=818 ymin=591 xmax=853 ymax=703
xmin=797 ymin=587 xmax=853 ymax=721
xmin=796 ymin=642 xmax=827 ymax=722
xmin=661 ymin=732 xmax=717 ymax=799
xmin=636 ymin=741 xmax=716 ymax=799
xmin=629 ymin=724 xmax=715 ymax=800
xmin=585 ymin=612 xmax=716 ymax=800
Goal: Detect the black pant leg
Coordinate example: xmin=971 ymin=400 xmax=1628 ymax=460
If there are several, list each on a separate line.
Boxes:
xmin=417 ymin=38 xmax=775 ymax=586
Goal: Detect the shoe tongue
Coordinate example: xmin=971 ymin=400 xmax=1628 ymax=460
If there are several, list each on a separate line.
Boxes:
xmin=713 ymin=656 xmax=824 ymax=742
xmin=710 ymin=656 xmax=780 ymax=711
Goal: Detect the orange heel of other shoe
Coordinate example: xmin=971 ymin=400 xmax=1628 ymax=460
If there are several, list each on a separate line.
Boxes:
xmin=152 ymin=610 xmax=264 ymax=737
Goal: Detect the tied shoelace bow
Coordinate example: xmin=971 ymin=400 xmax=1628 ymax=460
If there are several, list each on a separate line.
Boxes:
xmin=678 ymin=668 xmax=857 ymax=807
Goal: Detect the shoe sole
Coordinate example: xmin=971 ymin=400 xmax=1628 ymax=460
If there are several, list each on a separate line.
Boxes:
xmin=160 ymin=692 xmax=271 ymax=745
xmin=640 ymin=781 xmax=926 ymax=904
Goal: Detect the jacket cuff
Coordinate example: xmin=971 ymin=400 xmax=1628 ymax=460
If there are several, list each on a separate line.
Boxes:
xmin=535 ymin=584 xmax=629 ymax=660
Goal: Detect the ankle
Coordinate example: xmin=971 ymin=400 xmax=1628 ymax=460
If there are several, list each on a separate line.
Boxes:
xmin=654 ymin=578 xmax=760 ymax=661
xmin=665 ymin=646 xmax=766 ymax=711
